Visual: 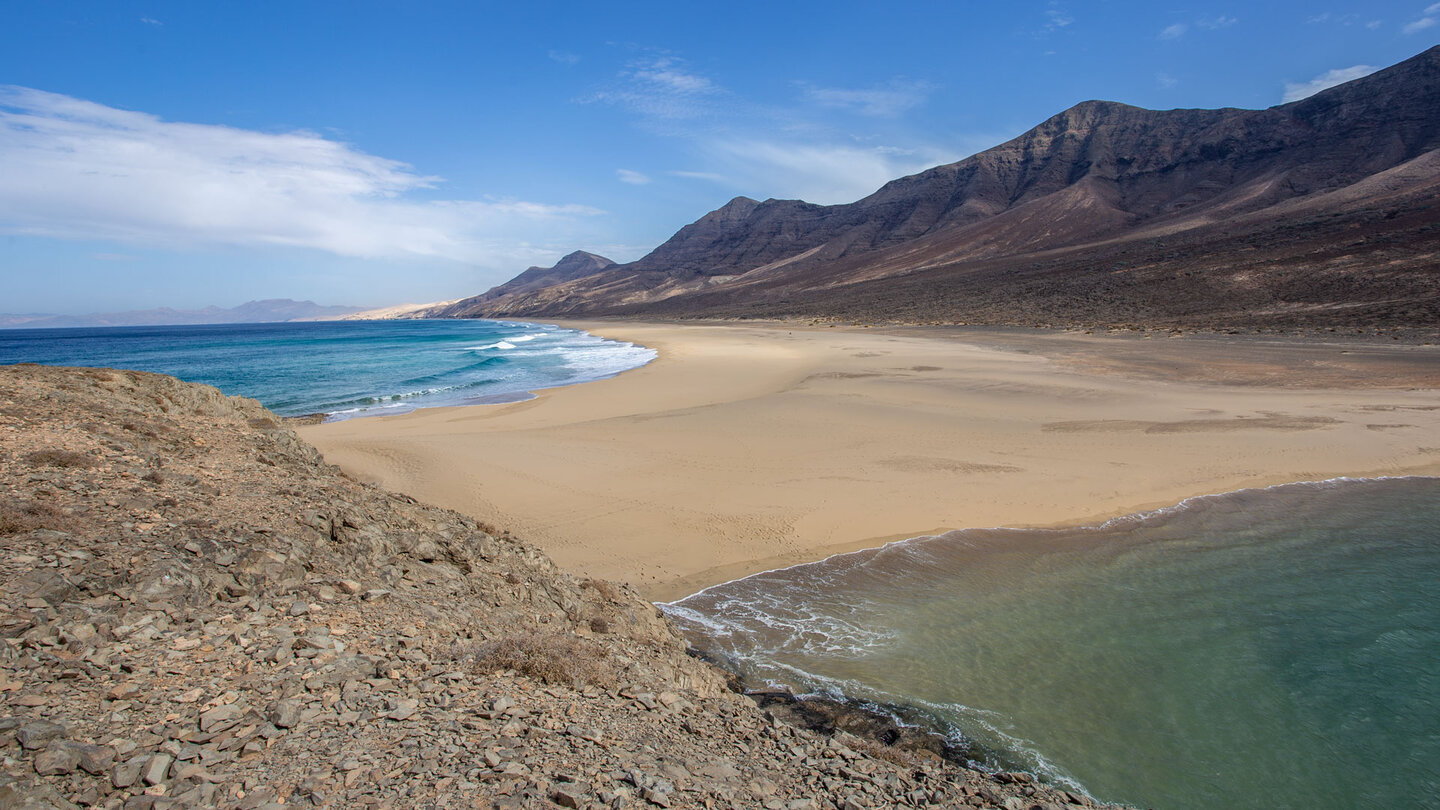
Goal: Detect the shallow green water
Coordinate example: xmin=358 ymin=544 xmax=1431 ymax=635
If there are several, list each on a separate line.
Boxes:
xmin=666 ymin=478 xmax=1440 ymax=810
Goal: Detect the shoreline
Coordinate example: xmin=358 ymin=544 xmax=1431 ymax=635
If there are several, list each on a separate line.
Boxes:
xmin=661 ymin=472 xmax=1440 ymax=605
xmin=299 ymin=320 xmax=1440 ymax=600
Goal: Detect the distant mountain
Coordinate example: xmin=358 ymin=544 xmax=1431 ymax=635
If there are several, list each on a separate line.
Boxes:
xmin=445 ymin=45 xmax=1440 ymax=334
xmin=337 ymin=299 xmax=465 ymax=321
xmin=421 ymin=251 xmax=615 ymax=318
xmin=0 ymin=299 xmax=365 ymax=329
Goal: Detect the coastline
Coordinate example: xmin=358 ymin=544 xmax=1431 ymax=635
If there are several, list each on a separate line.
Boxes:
xmin=298 ymin=320 xmax=1440 ymax=601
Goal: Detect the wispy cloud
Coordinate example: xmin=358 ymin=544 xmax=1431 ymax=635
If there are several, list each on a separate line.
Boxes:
xmin=585 ymin=55 xmax=722 ymax=120
xmin=1045 ymin=5 xmax=1074 ymax=31
xmin=1404 ymin=2 xmax=1440 ymax=32
xmin=798 ymin=79 xmax=935 ymax=118
xmin=548 ymin=50 xmax=580 ymax=65
xmin=1160 ymin=15 xmax=1237 ymax=39
xmin=0 ymin=86 xmax=602 ymax=264
xmin=669 ymin=170 xmax=726 ymax=182
xmin=616 ymin=168 xmax=651 ymax=185
xmin=1156 ymin=72 xmax=1178 ymax=89
xmin=700 ymin=140 xmax=961 ymax=206
xmin=1195 ymin=16 xmax=1238 ymax=29
xmin=1281 ymin=64 xmax=1379 ymax=103
xmin=140 ymin=16 xmax=162 ymax=26
xmin=586 ymin=49 xmax=993 ymax=205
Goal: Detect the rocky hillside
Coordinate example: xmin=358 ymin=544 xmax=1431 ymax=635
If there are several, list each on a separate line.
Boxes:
xmin=0 ymin=365 xmax=1119 ymax=810
xmin=423 ymin=252 xmax=617 ymax=319
xmin=444 ymin=46 xmax=1440 ymax=335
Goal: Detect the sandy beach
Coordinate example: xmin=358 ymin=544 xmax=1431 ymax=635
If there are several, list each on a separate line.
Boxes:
xmin=298 ymin=322 xmax=1440 ymax=600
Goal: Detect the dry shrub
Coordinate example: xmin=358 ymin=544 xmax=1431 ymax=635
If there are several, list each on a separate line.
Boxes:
xmin=26 ymin=449 xmax=97 ymax=469
xmin=463 ymin=632 xmax=616 ymax=689
xmin=588 ymin=617 xmax=611 ymax=634
xmin=0 ymin=500 xmax=70 ymax=535
xmin=580 ymin=577 xmax=622 ymax=603
xmin=122 ymin=421 xmax=160 ymax=438
xmin=848 ymin=737 xmax=935 ymax=769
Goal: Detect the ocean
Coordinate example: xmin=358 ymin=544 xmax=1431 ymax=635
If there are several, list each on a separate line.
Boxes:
xmin=665 ymin=477 xmax=1440 ymax=810
xmin=0 ymin=319 xmax=655 ymax=419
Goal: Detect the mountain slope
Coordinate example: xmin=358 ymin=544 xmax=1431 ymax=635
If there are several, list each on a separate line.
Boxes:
xmin=449 ymin=46 xmax=1440 ymax=333
xmin=424 ymin=251 xmax=615 ymax=318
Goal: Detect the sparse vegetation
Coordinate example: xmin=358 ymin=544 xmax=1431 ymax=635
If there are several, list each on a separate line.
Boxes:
xmin=26 ymin=449 xmax=97 ymax=468
xmin=461 ymin=631 xmax=617 ymax=689
xmin=580 ymin=577 xmax=622 ymax=603
xmin=0 ymin=499 xmax=70 ymax=535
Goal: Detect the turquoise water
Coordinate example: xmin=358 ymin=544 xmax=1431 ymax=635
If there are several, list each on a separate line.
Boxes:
xmin=665 ymin=477 xmax=1440 ymax=810
xmin=0 ymin=319 xmax=654 ymax=418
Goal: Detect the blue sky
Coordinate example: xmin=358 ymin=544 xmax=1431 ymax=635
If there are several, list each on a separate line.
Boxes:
xmin=2 ymin=1 xmax=1437 ymax=314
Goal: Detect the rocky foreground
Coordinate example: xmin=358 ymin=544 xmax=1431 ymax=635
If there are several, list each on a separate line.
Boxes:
xmin=0 ymin=365 xmax=1124 ymax=810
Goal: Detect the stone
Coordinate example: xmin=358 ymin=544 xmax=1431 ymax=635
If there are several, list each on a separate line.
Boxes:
xmin=16 ymin=720 xmax=65 ymax=750
xmin=109 ymin=682 xmax=143 ymax=700
xmin=388 ymin=698 xmax=419 ymax=720
xmin=550 ymin=785 xmax=585 ymax=809
xmin=268 ymin=699 xmax=302 ymax=729
xmin=199 ymin=703 xmax=245 ymax=732
xmin=34 ymin=743 xmax=82 ymax=775
xmin=72 ymin=742 xmax=117 ymax=775
xmin=142 ymin=752 xmax=174 ymax=786
xmin=113 ymin=757 xmax=145 ymax=788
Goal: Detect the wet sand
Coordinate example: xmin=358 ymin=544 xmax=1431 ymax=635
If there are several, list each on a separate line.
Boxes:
xmin=298 ymin=322 xmax=1440 ymax=600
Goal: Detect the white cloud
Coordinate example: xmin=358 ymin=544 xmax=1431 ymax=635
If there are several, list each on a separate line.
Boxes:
xmin=1161 ymin=16 xmax=1236 ymax=38
xmin=0 ymin=86 xmax=602 ymax=263
xmin=616 ymin=168 xmax=651 ymax=185
xmin=701 ymin=139 xmax=961 ymax=206
xmin=669 ymin=170 xmax=726 ymax=182
xmin=548 ymin=50 xmax=580 ymax=65
xmin=1156 ymin=72 xmax=1178 ymax=89
xmin=1281 ymin=65 xmax=1379 ymax=103
xmin=140 ymin=17 xmax=163 ymax=26
xmin=586 ymin=56 xmax=721 ymax=120
xmin=1404 ymin=3 xmax=1440 ymax=32
xmin=1196 ymin=16 xmax=1238 ymax=29
xmin=798 ymin=80 xmax=934 ymax=118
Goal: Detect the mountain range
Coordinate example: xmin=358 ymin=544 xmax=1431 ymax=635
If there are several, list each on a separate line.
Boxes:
xmin=0 ymin=299 xmax=364 ymax=329
xmin=427 ymin=45 xmax=1440 ymax=335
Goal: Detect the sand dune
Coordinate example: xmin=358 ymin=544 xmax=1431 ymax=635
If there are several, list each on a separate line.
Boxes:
xmin=299 ymin=322 xmax=1440 ymax=600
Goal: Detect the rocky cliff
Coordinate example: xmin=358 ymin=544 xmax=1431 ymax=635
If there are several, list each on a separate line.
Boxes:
xmin=443 ymin=46 xmax=1440 ymax=335
xmin=0 ymin=365 xmax=1119 ymax=809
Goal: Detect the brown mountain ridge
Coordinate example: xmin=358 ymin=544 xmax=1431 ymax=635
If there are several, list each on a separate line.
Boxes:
xmin=434 ymin=46 xmax=1440 ymax=335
